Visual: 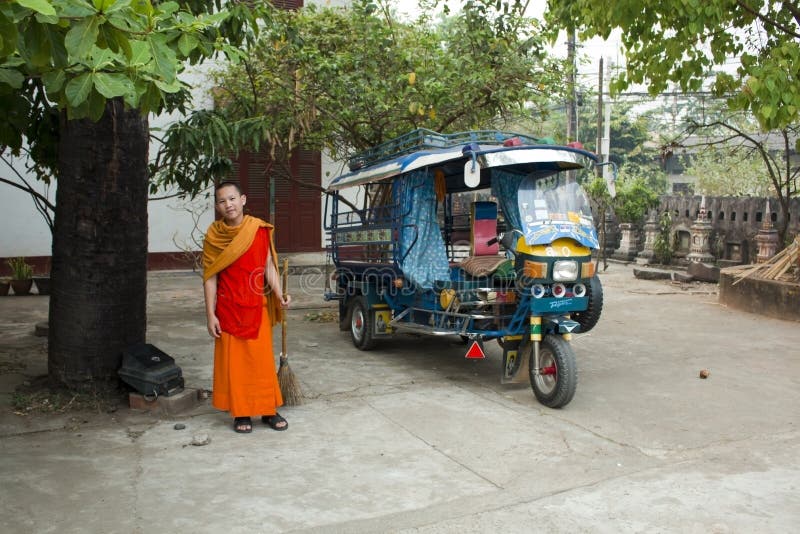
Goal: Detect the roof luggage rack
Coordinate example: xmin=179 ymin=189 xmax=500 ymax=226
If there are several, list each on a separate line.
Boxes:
xmin=347 ymin=128 xmax=551 ymax=171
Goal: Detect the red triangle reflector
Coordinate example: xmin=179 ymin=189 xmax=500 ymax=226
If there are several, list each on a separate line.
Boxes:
xmin=465 ymin=340 xmax=486 ymax=359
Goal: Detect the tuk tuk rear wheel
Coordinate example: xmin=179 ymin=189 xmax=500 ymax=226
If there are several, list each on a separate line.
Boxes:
xmin=529 ymin=335 xmax=577 ymax=408
xmin=349 ymin=296 xmax=376 ymax=350
xmin=338 ymin=299 xmax=351 ymax=331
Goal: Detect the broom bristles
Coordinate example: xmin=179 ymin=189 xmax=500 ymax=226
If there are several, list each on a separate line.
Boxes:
xmin=278 ymin=354 xmax=303 ymax=406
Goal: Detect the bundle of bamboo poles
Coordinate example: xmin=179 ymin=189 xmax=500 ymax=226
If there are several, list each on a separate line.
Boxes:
xmin=732 ymin=235 xmax=800 ymax=285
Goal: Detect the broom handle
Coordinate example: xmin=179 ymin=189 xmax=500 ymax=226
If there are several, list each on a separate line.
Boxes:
xmin=281 ymin=258 xmax=288 ymax=356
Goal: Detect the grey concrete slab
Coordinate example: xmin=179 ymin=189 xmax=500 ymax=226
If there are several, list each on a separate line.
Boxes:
xmin=0 ymin=263 xmax=798 ymax=533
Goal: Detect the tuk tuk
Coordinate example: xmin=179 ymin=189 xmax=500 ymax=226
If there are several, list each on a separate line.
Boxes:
xmin=324 ymin=129 xmax=607 ymax=408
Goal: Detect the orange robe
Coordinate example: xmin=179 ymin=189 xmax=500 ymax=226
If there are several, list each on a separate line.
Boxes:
xmin=202 ymin=216 xmax=283 ymax=417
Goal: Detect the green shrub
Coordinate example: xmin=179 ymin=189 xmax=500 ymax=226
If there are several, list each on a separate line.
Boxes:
xmin=6 ymin=257 xmax=33 ymax=280
xmin=653 ymin=212 xmax=674 ymax=265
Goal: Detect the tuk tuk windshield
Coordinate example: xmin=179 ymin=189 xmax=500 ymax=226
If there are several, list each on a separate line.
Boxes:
xmin=517 ymin=174 xmax=599 ymax=248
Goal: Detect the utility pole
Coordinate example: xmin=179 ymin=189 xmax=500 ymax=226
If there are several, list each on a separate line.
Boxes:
xmin=565 ymin=28 xmax=578 ymax=183
xmin=602 ymin=60 xmax=612 ymax=186
xmin=566 ymin=29 xmax=577 ymax=144
xmin=596 ymin=56 xmax=603 ymax=166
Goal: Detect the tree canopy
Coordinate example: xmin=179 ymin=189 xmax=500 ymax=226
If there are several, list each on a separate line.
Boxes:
xmin=0 ymin=0 xmax=265 ymax=186
xmin=545 ymin=0 xmax=800 ymax=132
xmin=154 ymin=0 xmax=568 ymax=197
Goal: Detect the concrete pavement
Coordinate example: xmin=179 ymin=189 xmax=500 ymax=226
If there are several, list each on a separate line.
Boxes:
xmin=0 ymin=262 xmax=798 ymax=533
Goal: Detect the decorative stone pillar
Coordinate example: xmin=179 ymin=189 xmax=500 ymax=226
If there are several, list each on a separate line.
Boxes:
xmin=614 ymin=222 xmax=639 ymax=261
xmin=636 ymin=210 xmax=659 ymax=264
xmin=602 ymin=212 xmax=618 ymax=258
xmin=686 ymin=196 xmax=715 ymax=264
xmin=755 ymin=199 xmax=780 ymax=263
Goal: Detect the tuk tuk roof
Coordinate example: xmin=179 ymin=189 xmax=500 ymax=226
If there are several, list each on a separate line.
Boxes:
xmin=327 ymin=137 xmax=599 ymax=192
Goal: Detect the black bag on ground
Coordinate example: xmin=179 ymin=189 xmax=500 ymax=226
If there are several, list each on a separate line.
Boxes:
xmin=118 ymin=343 xmax=184 ymax=397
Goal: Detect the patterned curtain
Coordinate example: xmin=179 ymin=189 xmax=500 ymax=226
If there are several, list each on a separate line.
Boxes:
xmin=491 ymin=169 xmax=524 ymax=231
xmin=397 ymin=170 xmax=450 ymax=288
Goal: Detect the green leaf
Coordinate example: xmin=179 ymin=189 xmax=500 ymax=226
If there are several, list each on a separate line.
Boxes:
xmin=177 ymin=33 xmax=199 ymax=57
xmin=147 ymin=34 xmax=177 ymax=83
xmin=43 ymin=24 xmax=69 ymax=68
xmin=59 ymin=0 xmax=98 ymax=17
xmin=127 ymin=40 xmax=152 ymax=68
xmin=103 ymin=25 xmax=133 ymax=59
xmin=93 ymin=72 xmax=133 ymax=98
xmin=107 ymin=11 xmax=146 ymax=33
xmin=17 ymin=0 xmax=57 ymax=17
xmin=0 ymin=68 xmax=25 ymax=89
xmin=88 ymin=45 xmax=119 ymax=70
xmin=22 ymin=22 xmax=52 ymax=68
xmin=156 ymin=1 xmax=179 ymax=17
xmin=154 ymin=77 xmax=182 ymax=93
xmin=101 ymin=0 xmax=131 ymax=16
xmin=34 ymin=11 xmax=59 ymax=24
xmin=123 ymin=80 xmax=142 ymax=108
xmin=65 ymin=17 xmax=101 ymax=60
xmin=0 ymin=12 xmax=17 ymax=57
xmin=137 ymin=82 xmax=163 ymax=115
xmin=65 ymin=72 xmax=94 ymax=107
xmin=86 ymin=88 xmax=107 ymax=121
xmin=130 ymin=0 xmax=153 ymax=17
xmin=42 ymin=69 xmax=65 ymax=93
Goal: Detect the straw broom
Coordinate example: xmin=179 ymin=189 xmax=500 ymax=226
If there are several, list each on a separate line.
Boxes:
xmin=277 ymin=258 xmax=303 ymax=405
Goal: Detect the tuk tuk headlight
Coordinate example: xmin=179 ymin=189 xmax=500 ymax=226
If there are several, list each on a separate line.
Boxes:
xmin=553 ymin=260 xmax=578 ymax=281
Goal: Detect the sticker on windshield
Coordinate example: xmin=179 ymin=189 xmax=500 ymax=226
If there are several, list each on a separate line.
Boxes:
xmin=535 ymin=209 xmax=548 ymax=219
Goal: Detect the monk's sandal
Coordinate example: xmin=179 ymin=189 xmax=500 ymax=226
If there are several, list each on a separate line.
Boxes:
xmin=233 ymin=417 xmax=253 ymax=433
xmin=262 ymin=413 xmax=288 ymax=431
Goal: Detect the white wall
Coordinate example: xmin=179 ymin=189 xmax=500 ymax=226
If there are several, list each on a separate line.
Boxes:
xmin=0 ymin=159 xmax=53 ymax=257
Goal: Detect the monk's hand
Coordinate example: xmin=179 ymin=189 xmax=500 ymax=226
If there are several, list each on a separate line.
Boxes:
xmin=207 ymin=316 xmax=221 ymax=338
xmin=281 ymin=294 xmax=292 ymax=308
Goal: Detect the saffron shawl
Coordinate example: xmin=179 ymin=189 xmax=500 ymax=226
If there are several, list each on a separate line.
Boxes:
xmin=202 ymin=215 xmax=282 ymax=326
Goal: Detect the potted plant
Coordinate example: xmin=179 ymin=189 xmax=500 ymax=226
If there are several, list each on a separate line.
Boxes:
xmin=6 ymin=257 xmax=33 ymax=296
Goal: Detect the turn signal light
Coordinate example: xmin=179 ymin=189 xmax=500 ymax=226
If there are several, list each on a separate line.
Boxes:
xmin=523 ymin=260 xmax=547 ymax=279
xmin=581 ymin=261 xmax=596 ymax=279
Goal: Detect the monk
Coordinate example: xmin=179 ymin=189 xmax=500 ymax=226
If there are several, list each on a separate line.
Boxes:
xmin=202 ymin=181 xmax=291 ymax=433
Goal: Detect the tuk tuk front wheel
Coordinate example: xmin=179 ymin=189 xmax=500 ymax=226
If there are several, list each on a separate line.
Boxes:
xmin=572 ymin=275 xmax=603 ymax=333
xmin=349 ymin=296 xmax=377 ymax=351
xmin=529 ymin=335 xmax=577 ymax=408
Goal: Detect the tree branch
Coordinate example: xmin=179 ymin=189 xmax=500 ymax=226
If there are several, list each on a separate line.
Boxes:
xmin=736 ymin=1 xmax=800 ymax=39
xmin=0 ymin=161 xmax=56 ymax=211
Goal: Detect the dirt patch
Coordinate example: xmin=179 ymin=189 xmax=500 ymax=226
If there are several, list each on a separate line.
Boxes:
xmin=12 ymin=375 xmax=126 ymax=416
xmin=304 ymin=310 xmax=338 ymax=323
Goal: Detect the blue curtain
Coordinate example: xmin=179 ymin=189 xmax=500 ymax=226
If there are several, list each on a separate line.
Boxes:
xmin=491 ymin=169 xmax=524 ymax=231
xmin=397 ymin=170 xmax=450 ymax=288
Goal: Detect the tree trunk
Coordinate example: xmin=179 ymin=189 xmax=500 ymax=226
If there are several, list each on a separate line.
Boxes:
xmin=48 ymin=98 xmax=149 ymax=387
